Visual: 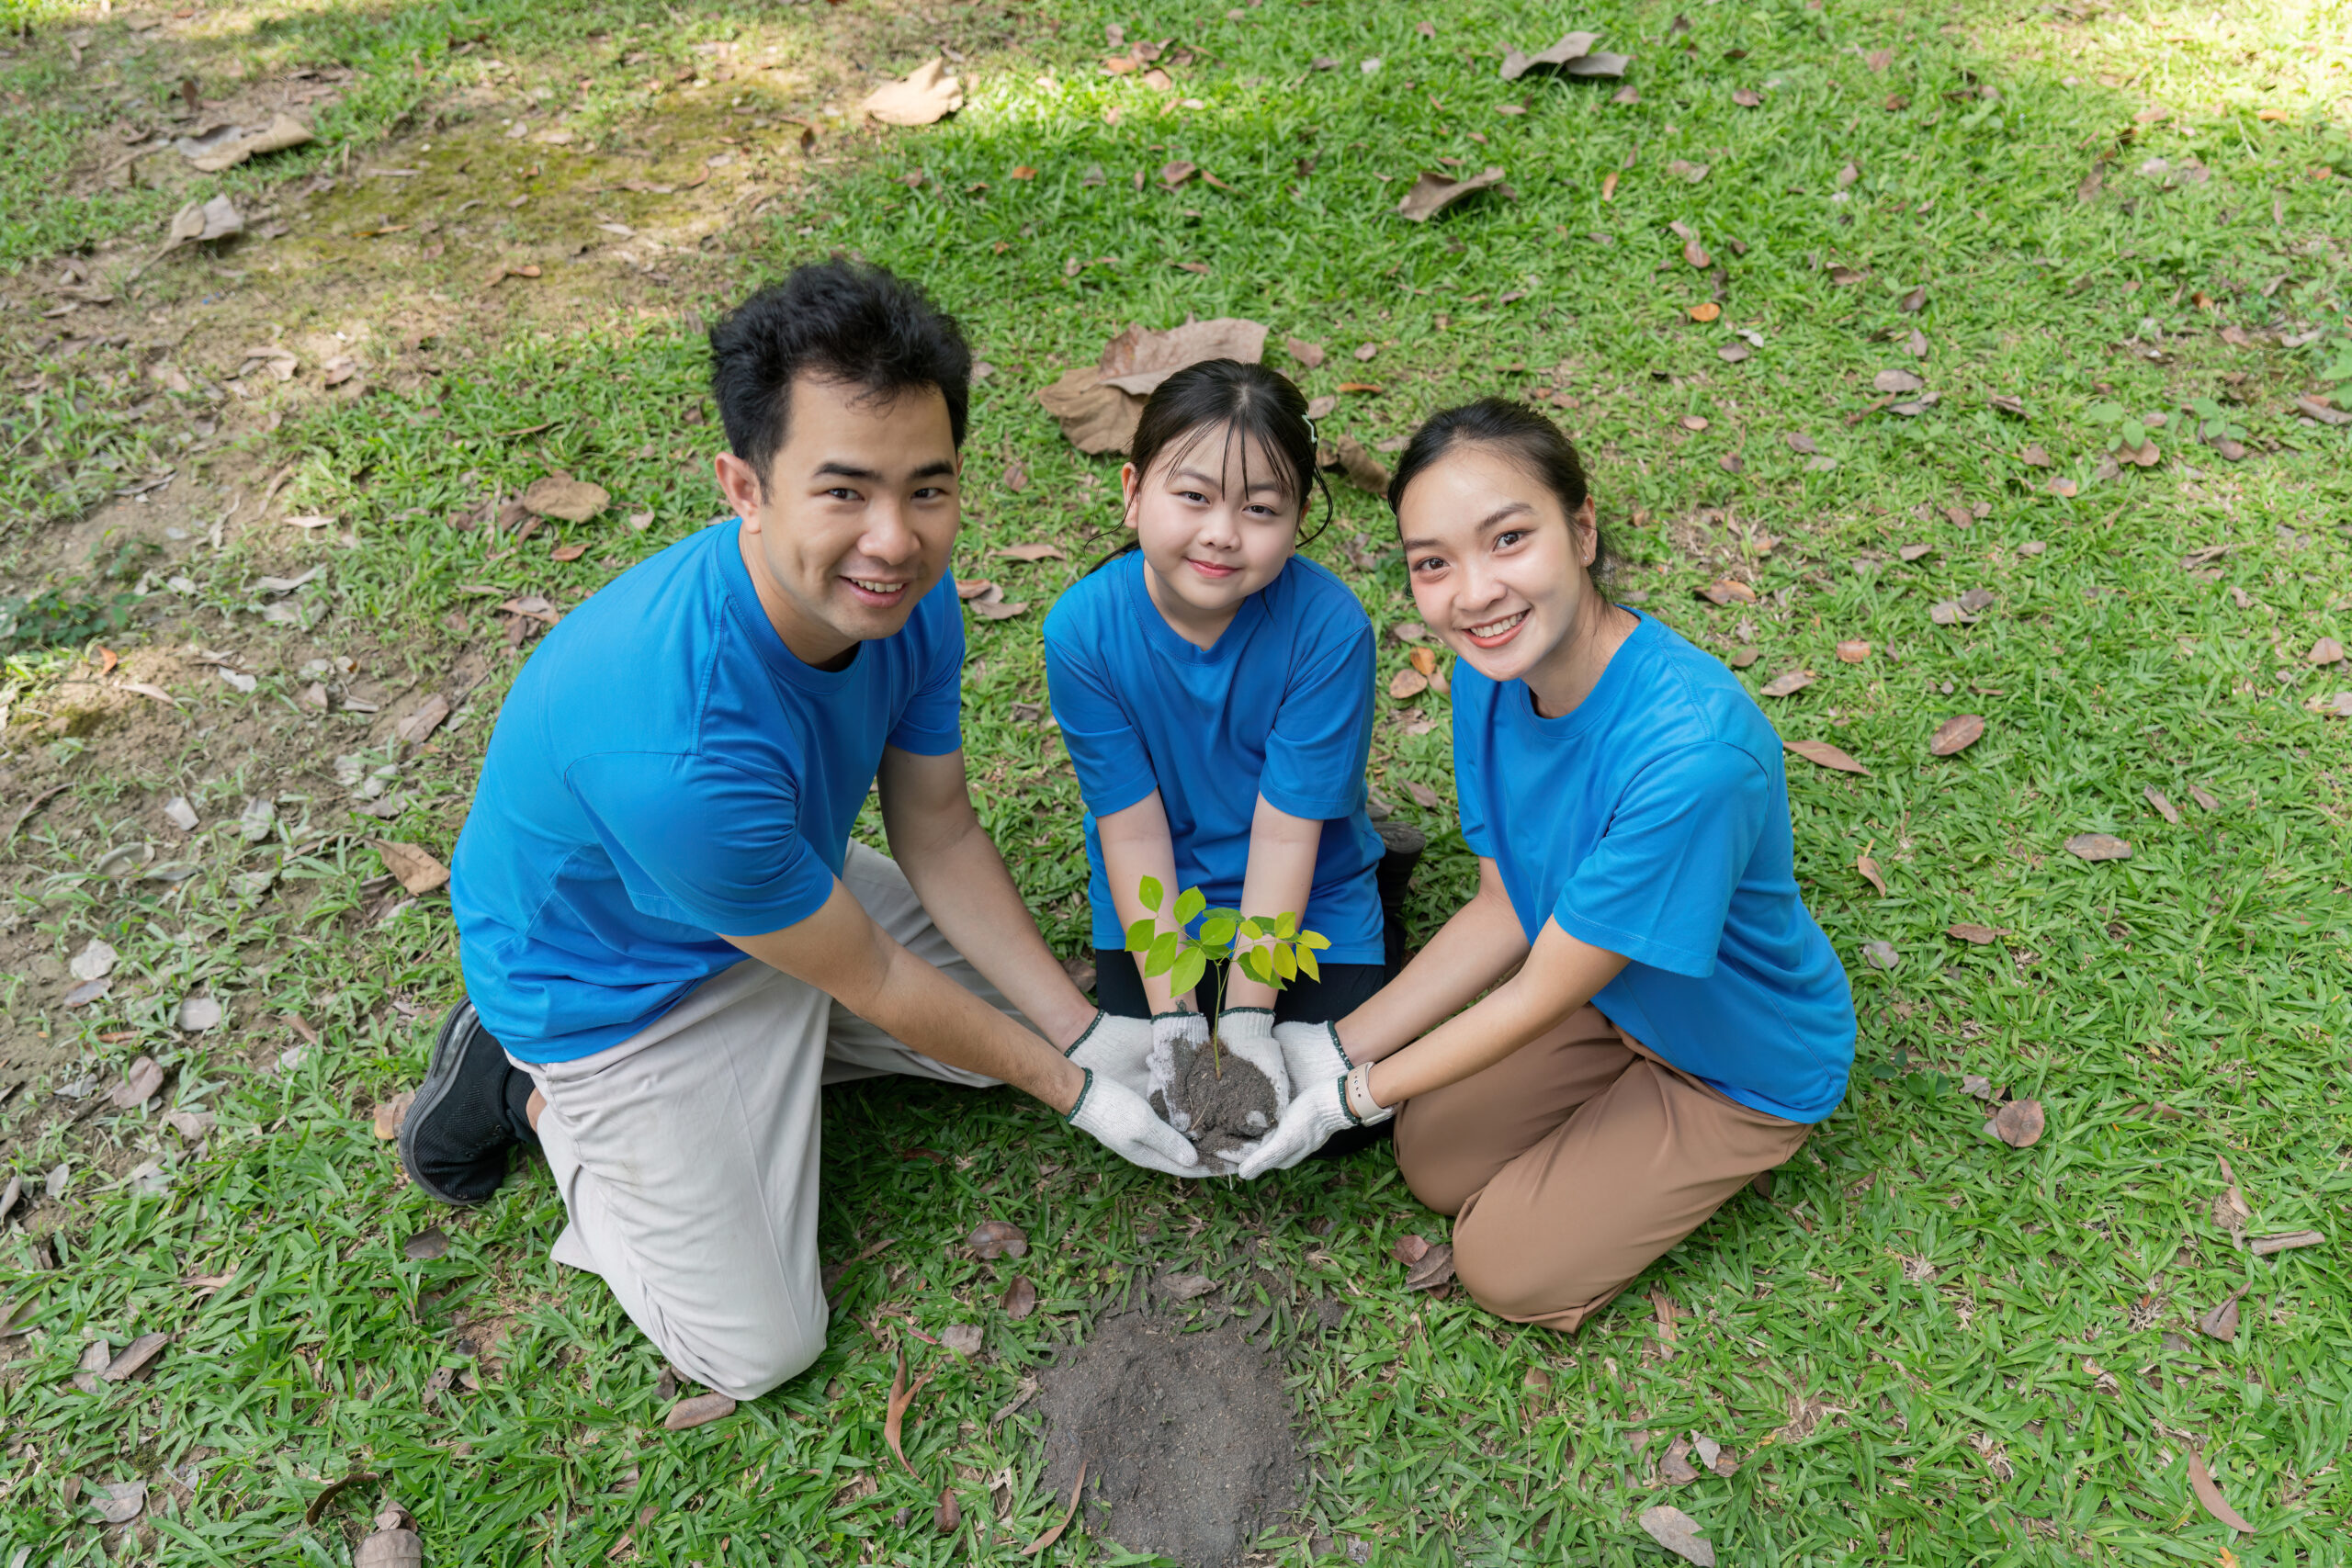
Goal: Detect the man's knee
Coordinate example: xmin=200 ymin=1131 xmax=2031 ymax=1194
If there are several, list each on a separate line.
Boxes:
xmin=667 ymin=1303 xmax=830 ymax=1402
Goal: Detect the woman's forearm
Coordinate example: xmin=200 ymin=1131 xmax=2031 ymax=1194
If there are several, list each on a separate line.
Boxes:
xmin=1334 ymin=857 xmax=1530 ymax=1064
xmin=1364 ymin=919 xmax=1629 ymax=1105
xmin=1226 ymin=795 xmax=1324 ymax=1010
xmin=1096 ymin=792 xmax=1193 ymax=1014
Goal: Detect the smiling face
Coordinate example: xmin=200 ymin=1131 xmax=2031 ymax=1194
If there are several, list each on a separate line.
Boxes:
xmin=1396 ymin=440 xmax=1619 ymax=709
xmin=715 ymin=372 xmax=960 ymax=669
xmin=1124 ymin=423 xmax=1303 ymax=647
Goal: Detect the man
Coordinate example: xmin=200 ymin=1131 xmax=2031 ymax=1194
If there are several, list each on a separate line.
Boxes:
xmin=399 ymin=260 xmax=1193 ymax=1401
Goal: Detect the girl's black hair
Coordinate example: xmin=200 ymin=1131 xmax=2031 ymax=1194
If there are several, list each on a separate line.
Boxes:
xmin=1385 ymin=397 xmax=1611 ymax=573
xmin=1089 ymin=358 xmax=1334 ymax=569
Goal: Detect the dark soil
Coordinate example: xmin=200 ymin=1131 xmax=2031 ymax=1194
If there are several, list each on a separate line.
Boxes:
xmin=1037 ymin=1311 xmax=1298 ymax=1568
xmin=1149 ymin=1037 xmax=1279 ymax=1167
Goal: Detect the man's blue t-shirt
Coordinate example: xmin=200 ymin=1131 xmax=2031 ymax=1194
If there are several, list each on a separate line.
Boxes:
xmin=1043 ymin=551 xmax=1385 ymax=963
xmin=1452 ymin=609 xmax=1855 ymax=1122
xmin=451 ymin=519 xmax=965 ymax=1063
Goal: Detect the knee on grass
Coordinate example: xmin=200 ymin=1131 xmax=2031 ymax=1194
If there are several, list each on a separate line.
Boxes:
xmin=668 ymin=1312 xmax=829 ymax=1403
xmin=1447 ymin=1219 xmax=1611 ymax=1329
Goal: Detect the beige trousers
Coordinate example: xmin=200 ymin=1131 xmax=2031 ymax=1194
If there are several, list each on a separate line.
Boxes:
xmin=508 ymin=843 xmax=1009 ymax=1400
xmin=1393 ymin=1003 xmax=1813 ymax=1332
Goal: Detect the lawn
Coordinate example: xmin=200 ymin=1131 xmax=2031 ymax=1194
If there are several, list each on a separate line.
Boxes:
xmin=2 ymin=0 xmax=2349 ymax=1562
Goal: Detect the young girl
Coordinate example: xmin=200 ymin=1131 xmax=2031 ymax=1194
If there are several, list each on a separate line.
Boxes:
xmin=1043 ymin=358 xmax=1408 ymax=1163
xmin=1240 ymin=399 xmax=1857 ymax=1334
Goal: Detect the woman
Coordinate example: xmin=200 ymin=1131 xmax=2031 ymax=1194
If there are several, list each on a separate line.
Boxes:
xmin=1240 ymin=399 xmax=1856 ymax=1333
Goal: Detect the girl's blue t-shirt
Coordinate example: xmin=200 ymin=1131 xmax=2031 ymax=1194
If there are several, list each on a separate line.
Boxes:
xmin=1043 ymin=551 xmax=1386 ymax=964
xmin=1452 ymin=609 xmax=1856 ymax=1122
xmin=451 ymin=518 xmax=966 ymax=1063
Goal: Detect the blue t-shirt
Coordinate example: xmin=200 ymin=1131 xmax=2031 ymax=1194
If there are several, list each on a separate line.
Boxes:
xmin=451 ymin=519 xmax=966 ymax=1063
xmin=1043 ymin=551 xmax=1385 ymax=963
xmin=1452 ymin=610 xmax=1855 ymax=1122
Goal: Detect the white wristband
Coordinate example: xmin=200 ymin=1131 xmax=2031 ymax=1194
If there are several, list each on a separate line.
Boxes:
xmin=1344 ymin=1063 xmax=1385 ymax=1123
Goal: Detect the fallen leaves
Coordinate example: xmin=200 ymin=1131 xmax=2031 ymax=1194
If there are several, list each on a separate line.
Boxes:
xmin=861 ymin=59 xmax=965 ymax=126
xmin=1782 ymin=739 xmax=1870 ymax=776
xmin=886 ymin=1344 xmax=934 ymax=1475
xmin=1758 ymin=669 xmax=1816 ymax=698
xmin=1946 ymin=922 xmax=2002 ymax=944
xmin=521 ymin=473 xmax=609 ymax=523
xmin=2250 ymin=1229 xmax=2323 ymax=1256
xmin=1860 ymin=940 xmax=1900 ymax=970
xmin=93 ymin=1480 xmax=147 ymax=1526
xmin=184 ymin=113 xmax=313 ymax=174
xmin=1157 ymin=1270 xmax=1216 ymax=1300
xmin=1397 ymin=165 xmax=1506 ymax=221
xmin=374 ymin=840 xmax=451 ymax=895
xmin=175 ymin=995 xmax=223 ymax=1032
xmin=962 ymin=582 xmax=1031 ymax=621
xmin=2064 ymin=833 xmax=2132 ymax=863
xmin=1404 ymin=1244 xmax=1456 ymax=1292
xmin=1855 ymin=852 xmax=1887 ymax=897
xmin=1989 ymin=1099 xmax=2046 ymax=1148
xmin=991 ymin=542 xmax=1064 ymax=564
xmin=1696 ymin=578 xmax=1756 ymax=605
xmin=933 ymin=1486 xmax=962 ymax=1533
xmin=2188 ymin=1450 xmax=2256 ymax=1533
xmin=1286 ymin=335 xmax=1327 ymax=368
xmin=1639 ymin=1504 xmax=1717 ymax=1566
xmin=1018 ymin=1460 xmax=1088 ymax=1556
xmin=103 ymin=1332 xmax=170 ymax=1382
xmin=1389 ymin=668 xmax=1430 ymax=700
xmin=1039 ymin=318 xmax=1269 ymax=453
xmin=109 ymin=1056 xmax=164 ymax=1110
xmin=1688 ymin=301 xmax=1721 ymax=323
xmin=665 ymin=1392 xmax=738 ymax=1431
xmin=1332 ymin=435 xmax=1392 ymax=496
xmin=1001 ymin=1277 xmax=1038 ymax=1319
xmin=940 ymin=1323 xmax=985 ymax=1355
xmin=1499 ymin=31 xmax=1630 ymax=80
xmin=1834 ymin=639 xmax=1871 ymax=663
xmin=2143 ymin=785 xmax=2179 ymax=824
xmin=1928 ymin=714 xmax=1984 ymax=756
xmin=2196 ymin=1288 xmax=2245 ymax=1340
xmin=402 ymin=1228 xmax=449 ymax=1261
xmin=372 ymin=1091 xmax=415 ymax=1140
xmin=164 ymin=194 xmax=243 ymax=248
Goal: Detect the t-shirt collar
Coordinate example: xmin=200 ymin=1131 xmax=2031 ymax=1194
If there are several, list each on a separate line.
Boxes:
xmin=717 ymin=516 xmax=866 ymax=693
xmin=1512 ymin=605 xmax=1656 ymax=738
xmin=1121 ymin=547 xmax=1273 ymax=664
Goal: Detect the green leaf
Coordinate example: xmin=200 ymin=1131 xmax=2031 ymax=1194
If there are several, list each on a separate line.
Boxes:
xmin=1199 ymin=916 xmax=1237 ymax=946
xmin=1273 ymin=942 xmax=1298 ymax=983
xmin=1174 ymin=886 xmax=1206 ymax=925
xmin=1239 ymin=948 xmax=1272 ymax=986
xmin=1125 ymin=918 xmax=1157 ymax=953
xmin=1296 ymin=945 xmax=1320 ymax=982
xmin=2120 ymin=418 xmax=2146 ymax=448
xmin=1145 ymin=931 xmax=1179 ymax=978
xmin=1138 ymin=875 xmax=1164 ymax=913
xmin=1275 ymin=910 xmax=1299 ymax=939
xmin=1170 ymin=945 xmax=1207 ymax=998
xmin=1299 ymin=931 xmax=1332 ymax=951
xmin=1239 ymin=916 xmax=1266 ymax=940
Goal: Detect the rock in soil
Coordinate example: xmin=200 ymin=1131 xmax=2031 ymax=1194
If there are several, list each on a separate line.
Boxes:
xmin=1038 ymin=1311 xmax=1297 ymax=1568
xmin=1149 ymin=1037 xmax=1278 ymax=1166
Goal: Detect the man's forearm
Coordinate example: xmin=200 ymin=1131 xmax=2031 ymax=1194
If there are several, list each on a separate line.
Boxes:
xmin=847 ymin=936 xmax=1088 ymax=1111
xmin=895 ymin=810 xmax=1098 ymax=1050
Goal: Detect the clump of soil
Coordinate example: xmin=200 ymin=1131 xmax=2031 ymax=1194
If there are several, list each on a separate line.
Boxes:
xmin=1149 ymin=1035 xmax=1278 ymax=1167
xmin=1037 ymin=1312 xmax=1298 ymax=1568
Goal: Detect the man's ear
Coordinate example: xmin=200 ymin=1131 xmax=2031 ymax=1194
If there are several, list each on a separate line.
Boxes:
xmin=716 ymin=452 xmax=764 ymax=530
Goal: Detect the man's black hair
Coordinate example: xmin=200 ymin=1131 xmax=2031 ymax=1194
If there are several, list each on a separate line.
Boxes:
xmin=707 ymin=259 xmax=973 ymax=485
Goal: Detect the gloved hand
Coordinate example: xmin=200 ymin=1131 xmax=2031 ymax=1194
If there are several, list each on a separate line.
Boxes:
xmin=1065 ymin=1067 xmax=1202 ymax=1178
xmin=1147 ymin=1010 xmax=1209 ymax=1109
xmin=1064 ymin=1010 xmax=1153 ymax=1100
xmin=1235 ymin=1071 xmax=1393 ymax=1179
xmin=1274 ymin=1019 xmax=1352 ymax=1089
xmin=1212 ymin=1007 xmax=1291 ymax=1111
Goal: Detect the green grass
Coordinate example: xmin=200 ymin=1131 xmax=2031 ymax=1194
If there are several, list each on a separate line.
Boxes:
xmin=5 ymin=0 xmax=2352 ymax=1562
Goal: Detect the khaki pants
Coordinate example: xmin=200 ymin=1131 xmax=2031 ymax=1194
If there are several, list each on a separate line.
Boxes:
xmin=1393 ymin=1004 xmax=1812 ymax=1332
xmin=508 ymin=843 xmax=1008 ymax=1400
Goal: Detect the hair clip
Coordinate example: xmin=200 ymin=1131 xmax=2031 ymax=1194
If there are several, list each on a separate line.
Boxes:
xmin=1304 ymin=416 xmax=1318 ymax=446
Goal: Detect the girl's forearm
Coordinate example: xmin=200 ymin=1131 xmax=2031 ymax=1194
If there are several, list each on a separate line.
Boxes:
xmin=1227 ymin=795 xmax=1323 ymax=1010
xmin=1096 ymin=792 xmax=1193 ymax=1014
xmin=1364 ymin=921 xmax=1629 ymax=1105
xmin=1334 ymin=858 xmax=1529 ymax=1064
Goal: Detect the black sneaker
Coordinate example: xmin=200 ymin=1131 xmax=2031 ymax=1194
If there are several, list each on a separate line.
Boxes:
xmin=1376 ymin=820 xmax=1427 ymax=976
xmin=399 ymin=998 xmax=536 ymax=1206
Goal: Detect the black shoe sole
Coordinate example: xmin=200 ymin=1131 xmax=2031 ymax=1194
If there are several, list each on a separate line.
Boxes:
xmin=398 ymin=998 xmax=510 ymax=1206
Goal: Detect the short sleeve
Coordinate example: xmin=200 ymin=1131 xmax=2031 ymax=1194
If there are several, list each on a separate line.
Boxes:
xmin=1044 ymin=634 xmax=1159 ymax=818
xmin=885 ymin=579 xmax=966 ymax=756
xmin=1452 ymin=681 xmax=1496 ymax=858
xmin=1259 ymin=621 xmax=1374 ymax=821
xmin=1553 ymin=742 xmax=1769 ymax=977
xmin=565 ymin=750 xmax=836 ymax=935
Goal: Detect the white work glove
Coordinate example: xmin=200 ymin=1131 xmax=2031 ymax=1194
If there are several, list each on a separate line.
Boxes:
xmin=1274 ymin=1019 xmax=1351 ymax=1090
xmin=1064 ymin=1010 xmax=1153 ymax=1100
xmin=1213 ymin=1008 xmax=1290 ymax=1109
xmin=1066 ymin=1068 xmax=1201 ymax=1178
xmin=1146 ymin=1010 xmax=1209 ymax=1111
xmin=1235 ymin=1071 xmax=1393 ymax=1179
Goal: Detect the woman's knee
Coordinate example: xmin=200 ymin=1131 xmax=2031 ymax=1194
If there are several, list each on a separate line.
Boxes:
xmin=1392 ymin=1103 xmax=1477 ymax=1216
xmin=1449 ymin=1205 xmax=1615 ymax=1327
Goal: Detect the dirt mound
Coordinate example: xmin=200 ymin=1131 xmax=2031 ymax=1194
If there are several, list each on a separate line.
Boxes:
xmin=1037 ymin=1311 xmax=1298 ymax=1568
xmin=1150 ymin=1037 xmax=1278 ymax=1166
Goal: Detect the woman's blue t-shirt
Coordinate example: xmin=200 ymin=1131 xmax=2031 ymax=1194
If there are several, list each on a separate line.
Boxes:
xmin=1452 ymin=609 xmax=1855 ymax=1122
xmin=451 ymin=519 xmax=965 ymax=1063
xmin=1043 ymin=551 xmax=1385 ymax=963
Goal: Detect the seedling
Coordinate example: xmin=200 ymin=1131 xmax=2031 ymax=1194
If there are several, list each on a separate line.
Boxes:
xmin=1123 ymin=874 xmax=1331 ymax=1058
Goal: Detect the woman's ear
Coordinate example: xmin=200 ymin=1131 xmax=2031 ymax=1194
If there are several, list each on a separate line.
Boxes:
xmin=1574 ymin=494 xmax=1600 ymax=568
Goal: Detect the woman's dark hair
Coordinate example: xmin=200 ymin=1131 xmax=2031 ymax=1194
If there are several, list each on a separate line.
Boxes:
xmin=708 ymin=259 xmax=973 ymax=485
xmin=1385 ymin=398 xmax=1609 ymax=571
xmin=1091 ymin=358 xmax=1333 ymax=567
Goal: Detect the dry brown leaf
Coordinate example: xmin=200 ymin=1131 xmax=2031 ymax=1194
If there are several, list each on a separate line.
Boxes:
xmin=861 ymin=59 xmax=964 ymax=125
xmin=1404 ymin=1243 xmax=1455 ymax=1291
xmin=2306 ymin=636 xmax=2345 ymax=665
xmin=1946 ymin=922 xmax=2001 ymax=944
xmin=1856 ymin=854 xmax=1887 ymax=897
xmin=1099 ymin=318 xmax=1271 ymax=396
xmin=1397 ymin=165 xmax=1506 ymax=221
xmin=1499 ymin=30 xmax=1601 ymax=80
xmin=2196 ymin=1287 xmax=2245 ymax=1340
xmin=111 ymin=1055 xmax=164 ymax=1110
xmin=402 ymin=1228 xmax=449 ymax=1261
xmin=1157 ymin=1270 xmax=1216 ymax=1300
xmin=1758 ymin=669 xmax=1816 ymax=698
xmin=2064 ymin=833 xmax=2132 ymax=863
xmin=2188 ymin=1450 xmax=2255 ymax=1532
xmin=354 ymin=1507 xmax=423 ymax=1568
xmin=1728 ymin=647 xmax=1759 ymax=669
xmin=1405 ymin=779 xmax=1440 ymax=808
xmin=1333 ymin=435 xmax=1392 ymax=496
xmin=1697 ymin=578 xmax=1758 ymax=605
xmin=396 ymin=693 xmax=452 ymax=746
xmin=967 ymin=1220 xmax=1030 ymax=1258
xmin=1659 ymin=1435 xmax=1702 ymax=1484
xmin=1409 ymin=647 xmax=1438 ymax=678
xmin=1001 ymin=1276 xmax=1038 ymax=1319
xmin=1782 ymin=739 xmax=1870 ymax=776
xmin=93 ymin=1480 xmax=148 ymax=1526
xmin=103 ymin=1332 xmax=169 ymax=1382
xmin=1990 ymin=1099 xmax=2045 ymax=1148
xmin=1873 ymin=367 xmax=1925 ymax=395
xmin=187 ymin=112 xmax=313 ymax=173
xmin=2143 ymin=785 xmax=2179 ymax=824
xmin=1285 ymin=335 xmax=1328 ymax=368
xmin=1389 ymin=669 xmax=1430 ymax=700
xmin=1390 ymin=1234 xmax=1432 ymax=1266
xmin=1638 ymin=1504 xmax=1717 ymax=1566
xmin=885 ymin=1346 xmax=932 ymax=1475
xmin=1928 ymin=714 xmax=1985 ymax=756
xmin=548 ymin=544 xmax=588 ymax=563
xmin=373 ymin=840 xmax=450 ymax=896
xmin=371 ymin=1091 xmax=415 ymax=1140
xmin=956 ymin=579 xmax=1001 ymax=601
xmin=1018 ymin=1460 xmax=1088 ymax=1556
xmin=2188 ymin=784 xmax=2221 ymax=813
xmin=941 ymin=1324 xmax=984 ymax=1356
xmin=1835 ymin=639 xmax=1871 ymax=663
xmin=1682 ymin=239 xmax=1712 ymax=268
xmin=1035 ymin=367 xmax=1144 ymax=454
xmin=522 ymin=473 xmax=608 ymax=522
xmin=971 ymin=597 xmax=1032 ymax=621
xmin=933 ymin=1486 xmax=962 ymax=1533
xmin=2251 ymin=1230 xmax=2323 ymax=1256
xmin=1688 ymin=301 xmax=1721 ymax=322
xmin=992 ymin=542 xmax=1065 ymax=563
xmin=1001 ymin=460 xmax=1029 ymax=493
xmin=665 ymin=1392 xmax=737 ymax=1431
